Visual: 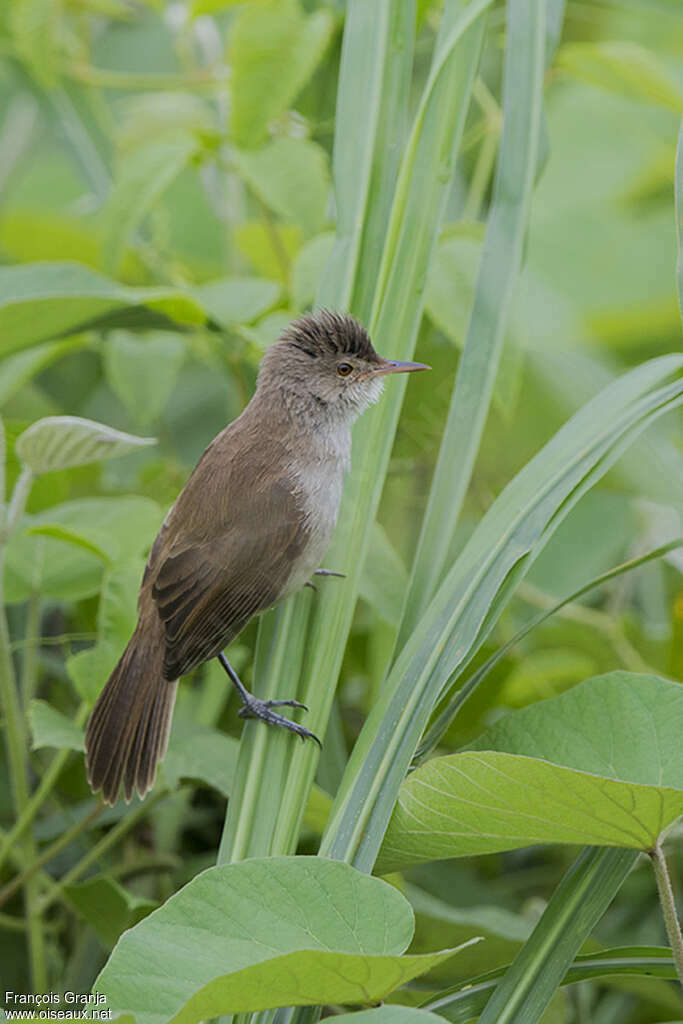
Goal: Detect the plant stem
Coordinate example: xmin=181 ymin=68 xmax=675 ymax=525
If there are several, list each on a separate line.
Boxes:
xmin=0 ymin=805 xmax=103 ymax=909
xmin=650 ymin=842 xmax=683 ymax=985
xmin=0 ymin=705 xmax=89 ymax=874
xmin=38 ymin=788 xmax=170 ymax=913
xmin=22 ymin=593 xmax=41 ymax=707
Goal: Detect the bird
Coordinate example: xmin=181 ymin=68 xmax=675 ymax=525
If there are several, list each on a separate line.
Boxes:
xmin=85 ymin=310 xmax=428 ymax=804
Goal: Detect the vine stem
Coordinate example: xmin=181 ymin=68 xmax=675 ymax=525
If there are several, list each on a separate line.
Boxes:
xmin=650 ymin=842 xmax=683 ymax=985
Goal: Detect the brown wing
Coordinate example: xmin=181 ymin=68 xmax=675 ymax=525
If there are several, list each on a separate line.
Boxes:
xmin=144 ymin=422 xmax=309 ymax=680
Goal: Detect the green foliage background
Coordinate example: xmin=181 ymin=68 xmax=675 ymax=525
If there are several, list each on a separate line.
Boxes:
xmin=0 ymin=0 xmax=682 ymax=1021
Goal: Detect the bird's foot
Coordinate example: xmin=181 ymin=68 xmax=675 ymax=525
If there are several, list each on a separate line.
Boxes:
xmin=237 ymin=694 xmax=322 ymax=746
xmin=314 ymin=568 xmax=346 ymax=579
xmin=218 ymin=651 xmax=322 ymax=747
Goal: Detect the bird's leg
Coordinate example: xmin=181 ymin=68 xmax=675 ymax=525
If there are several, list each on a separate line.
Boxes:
xmin=217 ymin=652 xmax=322 ymax=747
xmin=314 ymin=568 xmax=346 ymax=579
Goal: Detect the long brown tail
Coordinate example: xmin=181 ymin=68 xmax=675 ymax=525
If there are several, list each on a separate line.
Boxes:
xmin=85 ymin=612 xmax=177 ymax=805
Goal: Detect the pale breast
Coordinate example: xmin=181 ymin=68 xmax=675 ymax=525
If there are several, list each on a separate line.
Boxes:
xmin=283 ymin=429 xmax=349 ymax=594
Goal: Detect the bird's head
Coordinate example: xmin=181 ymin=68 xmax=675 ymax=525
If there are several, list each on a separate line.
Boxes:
xmin=258 ymin=310 xmax=429 ymax=424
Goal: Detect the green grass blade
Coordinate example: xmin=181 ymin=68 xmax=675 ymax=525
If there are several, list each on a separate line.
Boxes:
xmin=317 ymin=0 xmax=397 ymax=313
xmin=268 ymin=0 xmax=487 ymax=859
xmin=398 ymin=0 xmax=550 ymax=644
xmin=319 ymin=357 xmax=683 ymax=870
xmin=676 ymin=117 xmax=683 ymax=324
xmin=416 ymin=537 xmax=683 ymax=760
xmin=425 ymin=944 xmax=673 ymax=1021
xmin=475 ymin=847 xmax=638 ymax=1024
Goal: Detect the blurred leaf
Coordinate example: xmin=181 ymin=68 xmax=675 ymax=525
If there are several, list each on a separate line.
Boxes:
xmin=0 ymin=262 xmax=206 ymax=355
xmin=0 ymin=210 xmax=102 ymax=269
xmin=64 ymin=876 xmax=156 ymax=948
xmin=235 ymin=221 xmax=302 ymax=282
xmin=68 ymin=643 xmax=119 ymax=706
xmin=359 ymin=523 xmax=408 ymax=627
xmin=233 ymin=137 xmax=330 ymax=236
xmin=163 ymin=724 xmax=240 ymax=796
xmin=16 ymin=416 xmax=155 ymax=473
xmin=8 ymin=0 xmax=60 ymax=87
xmin=95 ymin=856 xmax=468 ymax=1020
xmin=104 ymin=332 xmax=186 ymax=427
xmin=379 ymin=672 xmax=683 ymax=870
xmin=25 ymin=524 xmax=112 ymax=563
xmin=102 ymin=136 xmax=199 ymax=273
xmin=291 ymin=232 xmax=335 ymax=308
xmin=67 ymin=561 xmax=144 ymax=703
xmin=499 ymin=648 xmax=598 ymax=708
xmin=115 ymin=93 xmax=217 ymax=154
xmin=0 ymin=338 xmax=88 ymax=409
xmin=193 ymin=276 xmax=280 ymax=327
xmin=29 ymin=699 xmax=84 ymax=751
xmin=558 ymin=42 xmax=683 ymax=113
xmin=677 ymin=120 xmax=683 ymax=324
xmin=229 ymin=0 xmax=335 ymax=148
xmin=423 ymin=235 xmax=524 ymax=418
xmin=241 ymin=309 xmax=296 ymax=349
xmin=5 ymin=497 xmax=160 ymax=604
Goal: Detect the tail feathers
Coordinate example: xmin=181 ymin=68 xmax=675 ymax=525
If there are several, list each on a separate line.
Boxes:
xmin=85 ymin=622 xmax=177 ymax=805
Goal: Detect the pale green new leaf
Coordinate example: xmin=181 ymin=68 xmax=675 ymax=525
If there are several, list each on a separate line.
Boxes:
xmin=15 ymin=416 xmax=155 ymax=473
xmin=378 ymin=673 xmax=683 ymax=870
xmin=95 ymin=857 xmax=468 ymax=1023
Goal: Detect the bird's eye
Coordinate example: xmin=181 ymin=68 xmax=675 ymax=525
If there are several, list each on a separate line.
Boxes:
xmin=337 ymin=362 xmax=353 ymax=377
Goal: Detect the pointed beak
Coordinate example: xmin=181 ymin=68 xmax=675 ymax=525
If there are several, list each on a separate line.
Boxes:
xmin=371 ymin=358 xmax=431 ymax=377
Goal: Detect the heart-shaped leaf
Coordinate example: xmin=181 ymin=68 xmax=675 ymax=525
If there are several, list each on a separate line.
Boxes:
xmin=95 ymin=857 xmax=472 ymax=1023
xmin=378 ymin=673 xmax=683 ymax=870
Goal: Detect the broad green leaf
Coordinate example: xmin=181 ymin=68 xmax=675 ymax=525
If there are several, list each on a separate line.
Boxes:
xmin=229 ymin=0 xmax=334 ymax=148
xmin=104 ymin=332 xmax=186 ymax=427
xmin=0 ymin=262 xmax=205 ymax=355
xmin=15 ymin=416 xmax=155 ymax=473
xmin=378 ymin=673 xmax=683 ymax=870
xmin=29 ymin=699 xmax=84 ymax=752
xmin=233 ymin=138 xmax=330 ymax=237
xmin=327 ymin=1009 xmax=447 ymax=1024
xmin=291 ymin=232 xmax=335 ymax=308
xmin=0 ymin=338 xmax=89 ymax=408
xmin=102 ymin=137 xmax=199 ymax=273
xmin=558 ymin=42 xmax=683 ymax=113
xmin=193 ymin=276 xmax=280 ymax=328
xmin=95 ymin=857 xmax=469 ymax=1022
xmin=64 ymin=876 xmax=156 ymax=948
xmin=4 ymin=497 xmax=161 ymax=604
